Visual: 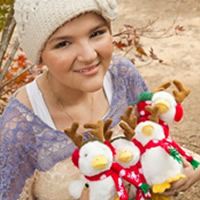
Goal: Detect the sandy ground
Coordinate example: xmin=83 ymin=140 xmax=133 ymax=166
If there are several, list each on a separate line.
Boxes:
xmin=113 ymin=0 xmax=200 ymax=199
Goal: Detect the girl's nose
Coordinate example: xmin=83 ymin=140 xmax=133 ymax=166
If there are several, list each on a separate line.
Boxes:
xmin=77 ymin=41 xmax=97 ymax=63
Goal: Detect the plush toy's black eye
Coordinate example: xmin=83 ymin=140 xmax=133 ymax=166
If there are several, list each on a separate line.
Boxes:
xmin=84 ymin=154 xmax=88 ymax=157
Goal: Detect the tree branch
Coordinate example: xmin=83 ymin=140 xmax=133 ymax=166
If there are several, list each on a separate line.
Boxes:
xmin=0 ymin=4 xmax=16 ymax=69
xmin=0 ymin=64 xmax=33 ymax=92
xmin=0 ymin=38 xmax=19 ymax=85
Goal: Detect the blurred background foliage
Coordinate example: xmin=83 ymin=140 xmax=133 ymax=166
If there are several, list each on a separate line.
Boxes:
xmin=0 ymin=1 xmax=43 ymax=114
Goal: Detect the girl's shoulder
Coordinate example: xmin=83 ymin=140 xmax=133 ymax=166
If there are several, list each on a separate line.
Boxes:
xmin=14 ymin=85 xmax=33 ymax=110
xmin=14 ymin=74 xmax=43 ymax=111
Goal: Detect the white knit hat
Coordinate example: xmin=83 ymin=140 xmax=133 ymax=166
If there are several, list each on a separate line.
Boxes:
xmin=14 ymin=0 xmax=118 ymax=64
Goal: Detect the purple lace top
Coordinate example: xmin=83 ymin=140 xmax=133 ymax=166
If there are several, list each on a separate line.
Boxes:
xmin=0 ymin=55 xmax=148 ymax=199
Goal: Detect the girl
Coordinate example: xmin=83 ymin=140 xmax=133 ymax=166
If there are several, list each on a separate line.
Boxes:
xmin=1 ymin=0 xmax=199 ymax=199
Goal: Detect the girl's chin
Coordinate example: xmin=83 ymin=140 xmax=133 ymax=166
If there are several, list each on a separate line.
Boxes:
xmin=86 ymin=85 xmax=103 ymax=93
xmin=83 ymin=80 xmax=104 ymax=93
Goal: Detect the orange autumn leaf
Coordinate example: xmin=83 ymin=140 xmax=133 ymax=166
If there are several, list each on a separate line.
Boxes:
xmin=136 ymin=46 xmax=148 ymax=56
xmin=13 ymin=55 xmax=27 ymax=68
xmin=113 ymin=41 xmax=127 ymax=50
xmin=17 ymin=55 xmax=27 ymax=68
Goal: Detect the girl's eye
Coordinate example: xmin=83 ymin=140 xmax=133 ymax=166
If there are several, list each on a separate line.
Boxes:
xmin=90 ymin=30 xmax=106 ymax=38
xmin=55 ymin=41 xmax=70 ymax=49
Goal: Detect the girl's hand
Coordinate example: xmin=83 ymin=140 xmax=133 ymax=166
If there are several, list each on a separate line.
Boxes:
xmin=162 ymin=158 xmax=200 ymax=197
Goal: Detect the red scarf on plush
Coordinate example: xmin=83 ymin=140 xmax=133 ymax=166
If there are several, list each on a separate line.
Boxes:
xmin=72 ymin=141 xmax=131 ymax=200
xmin=85 ymin=164 xmax=129 ymax=200
xmin=72 ymin=141 xmax=151 ymax=200
xmin=85 ymin=161 xmax=149 ymax=200
xmin=133 ymin=136 xmax=194 ymax=162
xmin=124 ymin=161 xmax=152 ymax=200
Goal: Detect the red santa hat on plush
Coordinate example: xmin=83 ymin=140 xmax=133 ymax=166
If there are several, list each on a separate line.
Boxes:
xmin=132 ymin=91 xmax=169 ymax=138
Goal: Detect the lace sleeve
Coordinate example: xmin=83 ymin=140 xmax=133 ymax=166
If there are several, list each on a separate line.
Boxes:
xmin=103 ymin=55 xmax=148 ymax=127
xmin=111 ymin=55 xmax=148 ymax=103
xmin=0 ymin=100 xmax=38 ymax=200
xmin=0 ymin=98 xmax=82 ymax=200
xmin=124 ymin=59 xmax=148 ymax=100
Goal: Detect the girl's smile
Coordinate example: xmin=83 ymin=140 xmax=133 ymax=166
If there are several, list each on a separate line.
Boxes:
xmin=73 ymin=62 xmax=101 ymax=76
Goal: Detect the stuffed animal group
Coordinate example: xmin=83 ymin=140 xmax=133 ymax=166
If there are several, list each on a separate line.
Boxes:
xmin=119 ymin=80 xmax=199 ymax=199
xmin=64 ymin=120 xmax=151 ymax=200
xmin=64 ymin=80 xmax=199 ymax=200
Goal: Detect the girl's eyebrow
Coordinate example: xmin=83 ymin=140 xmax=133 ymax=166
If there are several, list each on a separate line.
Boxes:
xmin=48 ymin=35 xmax=72 ymax=44
xmin=48 ymin=23 xmax=107 ymax=44
xmin=89 ymin=23 xmax=107 ymax=33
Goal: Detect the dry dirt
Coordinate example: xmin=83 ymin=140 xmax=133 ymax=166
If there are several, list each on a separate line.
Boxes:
xmin=114 ymin=0 xmax=200 ymax=199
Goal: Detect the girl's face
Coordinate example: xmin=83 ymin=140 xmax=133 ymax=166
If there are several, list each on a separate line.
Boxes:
xmin=41 ymin=13 xmax=113 ymax=93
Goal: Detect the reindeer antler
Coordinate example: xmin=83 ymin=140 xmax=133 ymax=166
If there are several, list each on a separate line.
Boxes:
xmin=119 ymin=106 xmax=136 ymax=141
xmin=103 ymin=118 xmax=114 ymax=141
xmin=145 ymin=105 xmax=159 ymax=123
xmin=153 ymin=81 xmax=171 ymax=93
xmin=84 ymin=119 xmax=114 ymax=142
xmin=84 ymin=120 xmax=104 ymax=142
xmin=172 ymin=80 xmax=190 ymax=104
xmin=64 ymin=122 xmax=83 ymax=148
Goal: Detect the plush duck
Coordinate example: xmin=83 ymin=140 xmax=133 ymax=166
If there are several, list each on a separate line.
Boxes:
xmin=111 ymin=106 xmax=152 ymax=200
xmin=65 ymin=119 xmax=146 ymax=200
xmin=122 ymin=105 xmax=199 ymax=196
xmin=64 ymin=120 xmax=126 ymax=200
xmin=151 ymin=80 xmax=190 ymax=126
xmin=131 ymin=81 xmax=171 ymax=120
xmin=112 ymin=138 xmax=151 ymax=200
xmin=148 ymin=81 xmax=199 ymax=169
xmin=132 ymin=80 xmax=190 ymax=126
xmin=123 ymin=80 xmax=199 ymax=199
xmin=132 ymin=105 xmax=186 ymax=194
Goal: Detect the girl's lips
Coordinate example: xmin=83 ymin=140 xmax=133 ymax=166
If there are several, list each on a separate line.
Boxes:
xmin=74 ymin=63 xmax=100 ymax=75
